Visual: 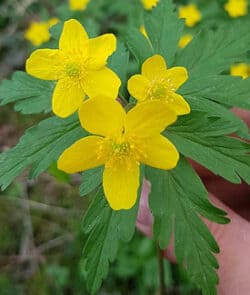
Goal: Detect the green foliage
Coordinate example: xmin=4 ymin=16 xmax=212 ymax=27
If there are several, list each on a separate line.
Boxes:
xmin=166 ymin=114 xmax=250 ymax=184
xmin=108 ymin=41 xmax=130 ymax=98
xmin=182 ymin=96 xmax=249 ymax=139
xmin=82 ymin=190 xmax=139 ymax=294
xmin=125 ymin=27 xmax=153 ymax=66
xmin=0 ymin=71 xmax=54 ymax=114
xmin=1 ymin=0 xmax=250 ymax=294
xmin=79 ymin=166 xmax=103 ymax=196
xmin=146 ymin=158 xmax=229 ymax=295
xmin=180 ymin=75 xmax=250 ymax=110
xmin=175 ymin=19 xmax=250 ymax=77
xmin=144 ymin=0 xmax=184 ymax=66
xmin=126 ymin=0 xmax=184 ymax=67
xmin=0 ymin=115 xmax=85 ymax=190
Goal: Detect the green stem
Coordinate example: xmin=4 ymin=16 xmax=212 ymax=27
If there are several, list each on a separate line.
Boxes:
xmin=157 ymin=243 xmax=166 ymax=295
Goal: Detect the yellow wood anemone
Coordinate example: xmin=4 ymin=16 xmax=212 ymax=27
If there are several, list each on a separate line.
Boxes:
xmin=58 ymin=98 xmax=179 ymax=210
xmin=26 ymin=19 xmax=121 ymax=118
xmin=128 ymin=55 xmax=190 ymax=116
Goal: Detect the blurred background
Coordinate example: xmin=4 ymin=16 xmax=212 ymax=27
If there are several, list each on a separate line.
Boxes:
xmin=0 ymin=0 xmax=249 ymax=294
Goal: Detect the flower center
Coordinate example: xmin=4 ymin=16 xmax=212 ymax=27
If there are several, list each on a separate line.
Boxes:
xmin=65 ymin=63 xmax=81 ymax=77
xmin=111 ymin=141 xmax=130 ymax=158
xmin=153 ymin=85 xmax=167 ymax=98
xmin=147 ymin=79 xmax=175 ymax=102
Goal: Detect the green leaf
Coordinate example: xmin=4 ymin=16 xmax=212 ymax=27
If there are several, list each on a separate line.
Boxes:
xmin=180 ymin=75 xmax=250 ymax=110
xmin=175 ymin=19 xmax=250 ymax=77
xmin=183 ymin=96 xmax=250 ymax=139
xmin=146 ymin=158 xmax=229 ymax=295
xmin=82 ymin=190 xmax=138 ymax=294
xmin=79 ymin=166 xmax=103 ymax=196
xmin=0 ymin=115 xmax=85 ymax=190
xmin=144 ymin=0 xmax=184 ymax=66
xmin=166 ymin=115 xmax=250 ymax=184
xmin=108 ymin=40 xmax=130 ymax=98
xmin=0 ymin=71 xmax=54 ymax=114
xmin=125 ymin=27 xmax=153 ymax=66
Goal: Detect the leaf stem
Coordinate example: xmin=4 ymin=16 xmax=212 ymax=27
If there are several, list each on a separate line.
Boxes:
xmin=157 ymin=243 xmax=166 ymax=295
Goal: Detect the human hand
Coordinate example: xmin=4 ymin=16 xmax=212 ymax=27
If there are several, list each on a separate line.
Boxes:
xmin=137 ymin=109 xmax=250 ymax=295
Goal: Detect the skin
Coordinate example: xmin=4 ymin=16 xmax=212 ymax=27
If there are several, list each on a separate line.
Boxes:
xmin=136 ymin=108 xmax=250 ymax=295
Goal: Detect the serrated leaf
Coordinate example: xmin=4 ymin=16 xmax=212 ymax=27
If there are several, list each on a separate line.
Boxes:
xmin=79 ymin=166 xmax=103 ymax=196
xmin=144 ymin=0 xmax=184 ymax=66
xmin=175 ymin=19 xmax=250 ymax=77
xmin=180 ymin=75 xmax=250 ymax=110
xmin=166 ymin=116 xmax=250 ymax=184
xmin=184 ymin=96 xmax=250 ymax=139
xmin=125 ymin=27 xmax=153 ymax=66
xmin=146 ymin=158 xmax=229 ymax=295
xmin=0 ymin=71 xmax=54 ymax=114
xmin=0 ymin=115 xmax=85 ymax=190
xmin=82 ymin=190 xmax=138 ymax=294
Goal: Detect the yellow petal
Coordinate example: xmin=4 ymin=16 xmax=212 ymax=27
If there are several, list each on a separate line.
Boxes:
xmin=82 ymin=67 xmax=121 ymax=99
xmin=167 ymin=93 xmax=191 ymax=115
xmin=52 ymin=78 xmax=85 ymax=118
xmin=165 ymin=67 xmax=188 ymax=91
xmin=79 ymin=97 xmax=126 ymax=137
xmin=26 ymin=49 xmax=64 ymax=80
xmin=58 ymin=136 xmax=105 ymax=173
xmin=86 ymin=34 xmax=117 ymax=69
xmin=125 ymin=100 xmax=177 ymax=137
xmin=139 ymin=135 xmax=179 ymax=170
xmin=142 ymin=55 xmax=167 ymax=80
xmin=127 ymin=74 xmax=150 ymax=101
xmin=103 ymin=160 xmax=140 ymax=210
xmin=59 ymin=19 xmax=88 ymax=53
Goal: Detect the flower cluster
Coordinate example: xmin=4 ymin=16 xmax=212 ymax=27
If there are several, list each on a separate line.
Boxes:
xmin=26 ymin=19 xmax=190 ymax=210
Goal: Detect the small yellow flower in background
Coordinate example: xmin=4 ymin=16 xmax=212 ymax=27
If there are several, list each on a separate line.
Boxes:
xmin=179 ymin=4 xmax=202 ymax=27
xmin=141 ymin=0 xmax=159 ymax=10
xmin=140 ymin=25 xmax=148 ymax=39
xmin=24 ymin=18 xmax=59 ymax=46
xmin=224 ymin=0 xmax=248 ymax=18
xmin=178 ymin=34 xmax=193 ymax=48
xmin=128 ymin=55 xmax=190 ymax=115
xmin=230 ymin=63 xmax=250 ymax=79
xmin=58 ymin=97 xmax=179 ymax=210
xmin=69 ymin=0 xmax=90 ymax=11
xmin=26 ymin=19 xmax=121 ymax=118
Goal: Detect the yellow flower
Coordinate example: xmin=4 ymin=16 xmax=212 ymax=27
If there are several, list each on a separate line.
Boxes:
xmin=69 ymin=0 xmax=90 ymax=11
xmin=224 ymin=0 xmax=248 ymax=18
xmin=141 ymin=0 xmax=159 ymax=10
xmin=178 ymin=34 xmax=193 ymax=48
xmin=58 ymin=97 xmax=179 ymax=210
xmin=178 ymin=4 xmax=202 ymax=27
xmin=140 ymin=25 xmax=148 ymax=39
xmin=26 ymin=19 xmax=121 ymax=118
xmin=230 ymin=63 xmax=250 ymax=79
xmin=24 ymin=18 xmax=59 ymax=46
xmin=127 ymin=55 xmax=190 ymax=116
